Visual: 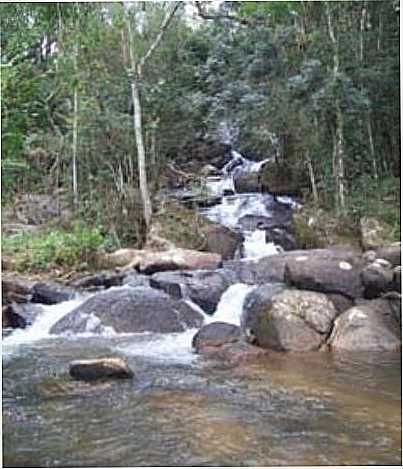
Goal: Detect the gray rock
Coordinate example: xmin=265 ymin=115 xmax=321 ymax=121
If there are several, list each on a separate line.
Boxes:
xmin=70 ymin=271 xmax=125 ymax=290
xmin=50 ymin=286 xmax=204 ymax=335
xmin=225 ymin=247 xmax=363 ymax=287
xmin=69 ymin=357 xmax=134 ymax=381
xmin=31 ymin=282 xmax=75 ymax=305
xmin=192 ymin=322 xmax=241 ymax=351
xmin=360 ymin=263 xmax=395 ymax=299
xmin=252 ymin=289 xmax=338 ymax=352
xmin=241 ymin=283 xmax=285 ymax=339
xmin=328 ymin=299 xmax=401 ymax=351
xmin=150 ymin=268 xmax=238 ymax=314
xmin=375 ymin=245 xmax=401 ymax=267
xmin=284 ymin=256 xmax=364 ymax=299
xmin=326 ymin=293 xmax=354 ymax=315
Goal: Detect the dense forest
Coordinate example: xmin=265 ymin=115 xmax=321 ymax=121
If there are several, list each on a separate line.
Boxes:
xmin=1 ymin=0 xmax=400 ymax=268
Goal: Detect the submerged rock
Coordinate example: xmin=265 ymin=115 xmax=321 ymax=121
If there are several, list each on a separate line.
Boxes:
xmin=69 ymin=357 xmax=134 ymax=381
xmin=328 ymin=299 xmax=401 ymax=351
xmin=251 ymin=289 xmax=338 ymax=352
xmin=50 ymin=286 xmax=204 ymax=335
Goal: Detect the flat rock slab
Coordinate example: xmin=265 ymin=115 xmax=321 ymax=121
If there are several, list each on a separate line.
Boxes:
xmin=69 ymin=357 xmax=134 ymax=381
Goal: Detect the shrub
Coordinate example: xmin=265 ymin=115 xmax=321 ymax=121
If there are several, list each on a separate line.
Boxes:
xmin=2 ymin=223 xmax=106 ymax=272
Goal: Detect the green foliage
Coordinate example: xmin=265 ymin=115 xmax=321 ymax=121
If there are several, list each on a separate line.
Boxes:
xmin=2 ymin=223 xmax=106 ymax=271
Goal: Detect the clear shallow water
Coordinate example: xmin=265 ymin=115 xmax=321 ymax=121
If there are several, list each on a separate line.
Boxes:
xmin=3 ymin=333 xmax=401 ymax=467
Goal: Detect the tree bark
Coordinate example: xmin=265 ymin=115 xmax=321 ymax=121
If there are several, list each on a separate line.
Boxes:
xmin=123 ymin=2 xmax=180 ymax=228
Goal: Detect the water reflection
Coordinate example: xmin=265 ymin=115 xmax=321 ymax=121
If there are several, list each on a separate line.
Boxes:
xmin=2 ymin=336 xmax=401 ymax=467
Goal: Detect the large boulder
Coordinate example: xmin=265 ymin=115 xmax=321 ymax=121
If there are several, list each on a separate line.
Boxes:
xmin=250 ymin=289 xmax=339 ymax=352
xmin=203 ymin=224 xmax=243 ymax=261
xmin=69 ymin=357 xmax=134 ymax=381
xmin=360 ymin=262 xmax=395 ymax=299
xmin=224 ymin=247 xmax=363 ymax=286
xmin=360 ymin=217 xmax=394 ymax=250
xmin=2 ymin=305 xmax=26 ymax=329
xmin=241 ymin=283 xmax=285 ymax=340
xmin=328 ymin=299 xmax=401 ymax=351
xmin=150 ymin=268 xmax=238 ymax=314
xmin=149 ymin=202 xmax=242 ymax=260
xmin=265 ymin=227 xmax=296 ymax=251
xmin=374 ymin=244 xmax=401 ymax=267
xmin=103 ymin=248 xmax=222 ymax=274
xmin=50 ymin=286 xmax=204 ymax=335
xmin=31 ymin=282 xmax=75 ymax=305
xmin=284 ymin=255 xmax=364 ymax=299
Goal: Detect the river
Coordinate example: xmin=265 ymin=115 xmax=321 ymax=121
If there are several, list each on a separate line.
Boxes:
xmin=2 ymin=150 xmax=401 ymax=467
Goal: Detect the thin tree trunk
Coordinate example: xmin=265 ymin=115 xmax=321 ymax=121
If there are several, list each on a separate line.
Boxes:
xmin=367 ymin=113 xmax=378 ymax=180
xmin=123 ymin=2 xmax=180 ymax=228
xmin=326 ymin=2 xmax=345 ymax=214
xmin=306 ymin=151 xmax=319 ymax=205
xmin=72 ymin=82 xmax=79 ymax=209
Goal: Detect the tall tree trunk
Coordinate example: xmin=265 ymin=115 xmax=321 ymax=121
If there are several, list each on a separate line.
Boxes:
xmin=123 ymin=2 xmax=180 ymax=229
xmin=326 ymin=2 xmax=346 ymax=214
xmin=72 ymin=66 xmax=79 ymax=209
xmin=305 ymin=151 xmax=319 ymax=205
xmin=131 ymin=78 xmax=152 ymax=226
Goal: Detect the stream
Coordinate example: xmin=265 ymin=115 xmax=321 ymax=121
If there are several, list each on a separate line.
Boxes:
xmin=2 ymin=150 xmax=402 ymax=467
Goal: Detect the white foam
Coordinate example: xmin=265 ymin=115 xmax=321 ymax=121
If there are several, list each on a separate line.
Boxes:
xmin=114 ymin=329 xmax=199 ymax=364
xmin=210 ymin=283 xmax=256 ymax=326
xmin=243 ymin=229 xmax=282 ymax=259
xmin=2 ymin=296 xmax=87 ymax=352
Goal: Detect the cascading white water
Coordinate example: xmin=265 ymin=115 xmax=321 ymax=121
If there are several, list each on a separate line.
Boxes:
xmin=243 ymin=229 xmax=282 ymax=258
xmin=2 ymin=297 xmax=86 ymax=360
xmin=209 ymin=283 xmax=256 ymax=326
xmin=201 ymin=148 xmax=297 ymax=260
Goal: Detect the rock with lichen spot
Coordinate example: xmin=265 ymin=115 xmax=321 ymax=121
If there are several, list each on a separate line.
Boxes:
xmin=251 ymin=289 xmax=338 ymax=352
xmin=328 ymin=300 xmax=401 ymax=351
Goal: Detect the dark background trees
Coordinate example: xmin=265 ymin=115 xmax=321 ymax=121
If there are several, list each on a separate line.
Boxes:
xmin=1 ymin=1 xmax=400 ymax=246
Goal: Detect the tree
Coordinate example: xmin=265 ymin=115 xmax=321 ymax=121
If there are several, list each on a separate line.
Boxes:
xmin=122 ymin=1 xmax=180 ymax=228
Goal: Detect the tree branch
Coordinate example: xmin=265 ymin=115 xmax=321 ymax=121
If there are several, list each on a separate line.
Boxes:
xmin=195 ymin=1 xmax=258 ymax=27
xmin=138 ymin=2 xmax=181 ymax=74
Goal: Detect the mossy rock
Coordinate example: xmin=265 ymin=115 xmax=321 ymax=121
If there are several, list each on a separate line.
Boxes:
xmin=292 ymin=205 xmax=360 ymax=250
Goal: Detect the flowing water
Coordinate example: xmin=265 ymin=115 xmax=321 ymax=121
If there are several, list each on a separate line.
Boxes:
xmin=3 ymin=286 xmax=401 ymax=467
xmin=3 ymin=150 xmax=402 ymax=467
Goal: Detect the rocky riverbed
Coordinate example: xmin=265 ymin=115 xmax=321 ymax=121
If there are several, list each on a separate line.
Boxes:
xmin=2 ymin=150 xmax=401 ymax=466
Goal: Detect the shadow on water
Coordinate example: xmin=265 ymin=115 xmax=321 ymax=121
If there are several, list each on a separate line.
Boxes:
xmin=2 ymin=335 xmax=402 ymax=467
